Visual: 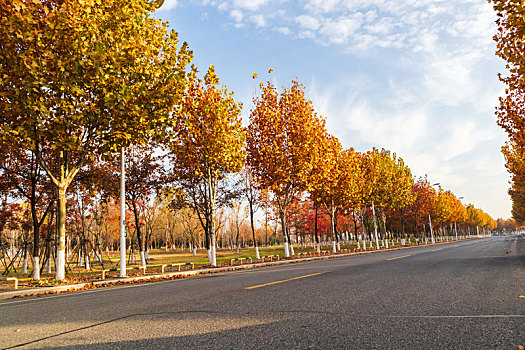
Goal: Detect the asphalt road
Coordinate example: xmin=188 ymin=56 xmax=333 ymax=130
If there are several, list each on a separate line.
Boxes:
xmin=1 ymin=236 xmax=524 ymax=349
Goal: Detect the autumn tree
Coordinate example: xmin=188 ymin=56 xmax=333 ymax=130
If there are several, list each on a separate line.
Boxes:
xmin=169 ymin=66 xmax=245 ymax=266
xmin=247 ymin=79 xmax=326 ymax=257
xmin=310 ymin=134 xmax=360 ymax=252
xmin=0 ymin=141 xmax=54 ymax=280
xmin=490 ymin=0 xmax=525 ymax=223
xmin=110 ymin=145 xmax=165 ymax=267
xmin=241 ymin=167 xmax=262 ymax=258
xmin=0 ymin=0 xmax=192 ymax=279
xmin=360 ymin=149 xmax=414 ymax=247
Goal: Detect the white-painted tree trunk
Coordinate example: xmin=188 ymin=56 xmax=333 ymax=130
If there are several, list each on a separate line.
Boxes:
xmin=332 ymin=241 xmax=336 ymax=253
xmin=283 ymin=242 xmax=290 ymax=257
xmin=385 ymin=239 xmax=389 ymax=249
xmin=357 ymin=241 xmax=360 ymax=250
xmin=211 ymin=245 xmax=216 ymax=266
xmin=317 ymin=242 xmax=321 ymax=253
xmin=140 ymin=251 xmax=146 ymax=267
xmin=289 ymin=243 xmax=295 ymax=256
xmin=369 ymin=241 xmax=373 ymax=249
xmin=255 ymin=246 xmax=260 ymax=259
xmin=79 ymin=250 xmax=84 ymax=267
xmin=56 ymin=250 xmax=65 ymax=280
xmin=207 ymin=249 xmax=212 ymax=264
xmin=362 ymin=240 xmax=366 ymax=250
xmin=85 ymin=252 xmax=90 ymax=270
xmin=32 ymin=256 xmax=40 ymax=280
xmin=192 ymin=247 xmax=197 ymax=256
xmin=22 ymin=257 xmax=28 ymax=274
xmin=336 ymin=242 xmax=340 ymax=251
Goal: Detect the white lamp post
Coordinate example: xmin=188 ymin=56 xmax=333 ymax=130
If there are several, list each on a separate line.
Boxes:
xmin=120 ymin=0 xmax=165 ymax=278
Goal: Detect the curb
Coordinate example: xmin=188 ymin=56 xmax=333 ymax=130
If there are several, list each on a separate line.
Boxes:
xmin=0 ymin=237 xmax=484 ymax=300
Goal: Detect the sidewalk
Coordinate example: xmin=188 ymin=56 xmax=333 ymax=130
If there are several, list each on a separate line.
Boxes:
xmin=0 ymin=238 xmax=479 ymax=300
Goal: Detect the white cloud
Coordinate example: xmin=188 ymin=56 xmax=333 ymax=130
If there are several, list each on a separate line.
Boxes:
xmin=275 ymin=26 xmax=292 ymax=35
xmin=232 ymin=0 xmax=271 ymax=11
xmin=296 ymin=15 xmax=321 ymax=31
xmin=249 ymin=14 xmax=266 ymax=27
xmin=230 ymin=9 xmax=243 ymax=22
xmin=319 ymin=15 xmax=363 ymax=44
xmin=305 ymin=0 xmax=341 ymax=13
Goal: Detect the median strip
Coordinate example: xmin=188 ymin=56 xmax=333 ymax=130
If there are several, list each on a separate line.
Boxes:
xmin=245 ymin=271 xmax=328 ymax=290
xmin=386 ymin=254 xmax=411 ymax=261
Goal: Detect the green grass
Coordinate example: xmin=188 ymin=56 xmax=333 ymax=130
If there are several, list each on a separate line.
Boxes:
xmin=0 ymin=239 xmax=447 ymax=289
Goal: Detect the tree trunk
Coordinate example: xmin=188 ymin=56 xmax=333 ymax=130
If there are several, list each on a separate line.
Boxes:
xmin=287 ymin=225 xmax=294 ymax=256
xmin=55 ymin=185 xmax=67 ymax=280
xmin=315 ymin=205 xmax=320 ymax=253
xmin=279 ymin=209 xmax=290 ymax=257
xmin=131 ymin=201 xmax=146 ymax=267
xmin=235 ymin=223 xmax=240 ymax=254
xmin=249 ymin=200 xmax=259 ymax=259
xmin=329 ymin=202 xmax=337 ymax=253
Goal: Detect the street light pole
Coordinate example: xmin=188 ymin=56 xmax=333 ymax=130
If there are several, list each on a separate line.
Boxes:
xmin=119 ymin=147 xmax=126 ymax=277
xmin=118 ymin=0 xmax=165 ymax=278
xmin=428 ymin=212 xmax=435 ymax=244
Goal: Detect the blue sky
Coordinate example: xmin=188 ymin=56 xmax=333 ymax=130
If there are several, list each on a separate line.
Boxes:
xmin=155 ymin=0 xmax=511 ymax=219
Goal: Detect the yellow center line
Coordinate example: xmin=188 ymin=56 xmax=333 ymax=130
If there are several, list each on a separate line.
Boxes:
xmin=431 ymin=248 xmax=443 ymax=252
xmin=244 ymin=271 xmax=328 ymax=290
xmin=386 ymin=254 xmax=411 ymax=261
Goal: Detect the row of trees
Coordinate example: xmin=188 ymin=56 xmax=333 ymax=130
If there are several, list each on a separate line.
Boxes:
xmin=0 ymin=0 xmax=497 ymax=281
xmin=491 ymin=0 xmax=525 ymax=223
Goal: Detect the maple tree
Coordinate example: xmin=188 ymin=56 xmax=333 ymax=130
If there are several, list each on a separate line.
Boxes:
xmin=169 ymin=66 xmax=245 ymax=266
xmin=247 ymin=79 xmax=326 ymax=257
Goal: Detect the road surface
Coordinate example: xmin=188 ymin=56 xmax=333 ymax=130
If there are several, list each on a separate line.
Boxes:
xmin=1 ymin=236 xmax=524 ymax=349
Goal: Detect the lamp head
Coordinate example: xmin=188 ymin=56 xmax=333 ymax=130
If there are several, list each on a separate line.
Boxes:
xmin=148 ymin=0 xmax=164 ymax=9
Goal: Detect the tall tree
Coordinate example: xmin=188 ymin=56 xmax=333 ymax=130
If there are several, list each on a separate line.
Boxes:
xmin=311 ymin=134 xmax=360 ymax=252
xmin=0 ymin=142 xmax=53 ymax=280
xmin=169 ymin=66 xmax=245 ymax=266
xmin=119 ymin=145 xmax=165 ymax=267
xmin=247 ymin=79 xmax=326 ymax=257
xmin=0 ymin=0 xmax=192 ymax=279
xmin=242 ymin=166 xmax=262 ymax=258
xmin=490 ymin=0 xmax=525 ymax=223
